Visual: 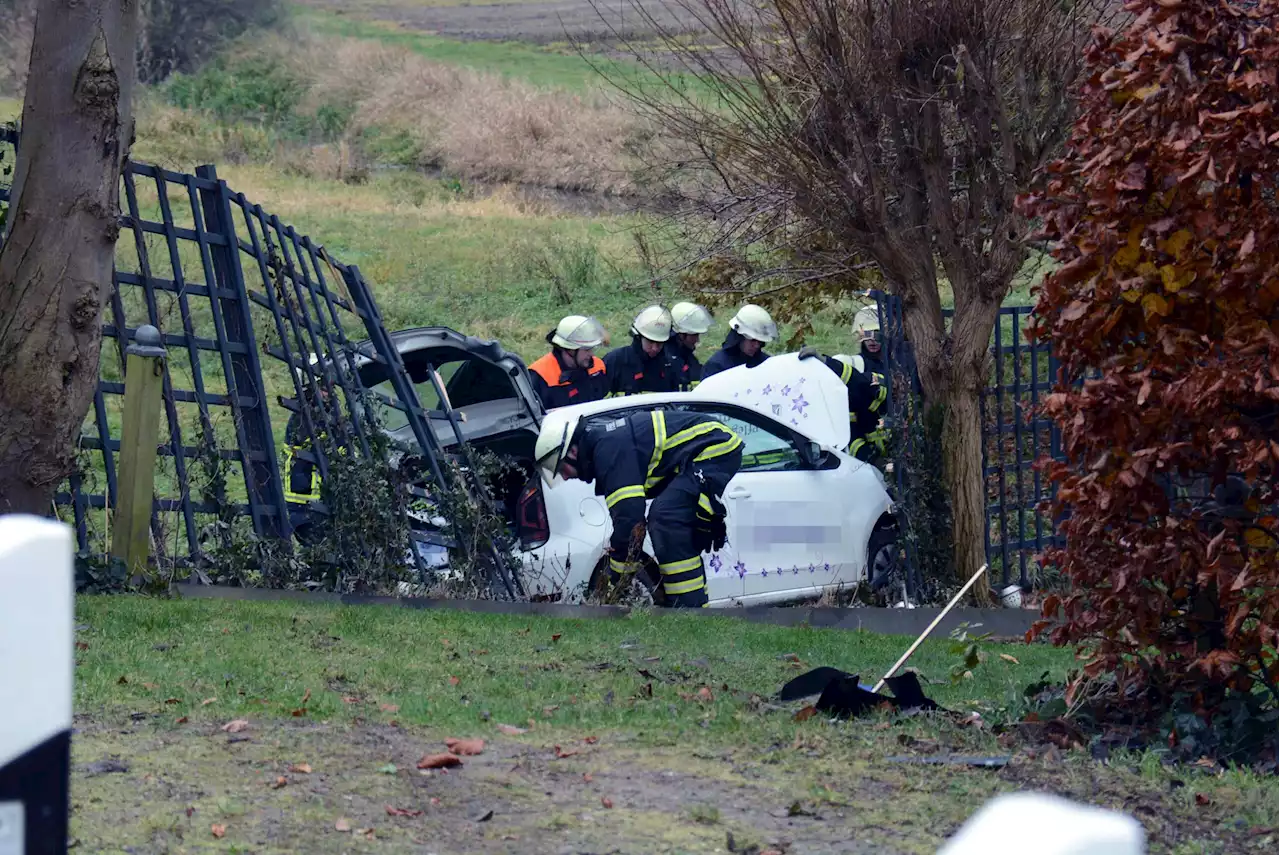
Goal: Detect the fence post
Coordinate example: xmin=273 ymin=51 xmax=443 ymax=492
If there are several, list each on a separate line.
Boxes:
xmin=110 ymin=325 xmax=166 ymax=580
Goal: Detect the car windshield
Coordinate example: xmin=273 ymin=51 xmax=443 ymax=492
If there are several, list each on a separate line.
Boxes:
xmin=370 ymin=361 xmax=464 ymax=432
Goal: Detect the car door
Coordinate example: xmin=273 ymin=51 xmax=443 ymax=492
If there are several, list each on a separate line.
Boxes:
xmin=672 ymin=402 xmax=856 ymax=603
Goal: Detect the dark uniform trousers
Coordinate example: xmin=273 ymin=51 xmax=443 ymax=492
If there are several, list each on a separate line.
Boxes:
xmin=585 ymin=410 xmax=743 ymax=608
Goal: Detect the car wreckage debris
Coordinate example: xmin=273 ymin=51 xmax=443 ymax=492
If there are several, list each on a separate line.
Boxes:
xmin=779 ymin=667 xmax=945 ymax=718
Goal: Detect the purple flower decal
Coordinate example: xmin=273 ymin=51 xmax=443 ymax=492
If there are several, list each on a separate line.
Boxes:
xmin=823 ymin=562 xmax=832 ymax=574
xmin=734 ymin=560 xmax=747 ymax=579
xmin=710 ymin=554 xmax=723 ymax=573
xmin=808 ymin=563 xmax=816 ymax=574
xmin=761 ymin=568 xmax=769 ymax=578
xmin=781 ymin=385 xmax=792 ymax=396
xmin=791 ymin=418 xmax=798 ymax=425
xmin=763 ymin=384 xmax=773 ymax=394
xmin=746 ymin=388 xmax=753 ymax=395
xmin=791 ymin=395 xmax=809 ymax=414
xmin=799 ymin=377 xmax=807 ymax=384
xmin=792 ymin=566 xmax=800 ymax=575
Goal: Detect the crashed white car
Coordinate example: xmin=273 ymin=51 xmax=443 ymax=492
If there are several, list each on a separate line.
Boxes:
xmin=361 ymin=329 xmax=899 ymax=606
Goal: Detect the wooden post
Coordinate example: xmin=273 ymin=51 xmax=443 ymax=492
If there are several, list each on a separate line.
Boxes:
xmin=110 ymin=325 xmax=166 ymax=580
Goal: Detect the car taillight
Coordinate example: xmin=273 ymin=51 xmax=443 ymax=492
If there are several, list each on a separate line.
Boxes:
xmin=516 ymin=476 xmax=549 ymax=550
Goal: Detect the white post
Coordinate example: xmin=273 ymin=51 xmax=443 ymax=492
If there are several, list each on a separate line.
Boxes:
xmin=0 ymin=515 xmax=74 ymax=855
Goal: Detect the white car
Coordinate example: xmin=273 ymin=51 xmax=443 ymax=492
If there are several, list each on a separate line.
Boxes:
xmin=359 ymin=329 xmax=899 ymax=606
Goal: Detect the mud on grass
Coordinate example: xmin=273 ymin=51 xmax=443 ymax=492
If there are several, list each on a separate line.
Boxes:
xmin=73 ymin=716 xmax=1277 ymax=854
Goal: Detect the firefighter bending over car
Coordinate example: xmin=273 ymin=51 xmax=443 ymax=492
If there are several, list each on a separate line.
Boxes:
xmin=529 ymin=315 xmax=609 ymax=410
xmin=535 ymin=407 xmax=743 ymax=608
xmin=665 ymin=302 xmax=714 ymax=391
xmin=799 ymin=346 xmax=888 ymax=463
xmin=604 ymin=305 xmax=675 ymax=396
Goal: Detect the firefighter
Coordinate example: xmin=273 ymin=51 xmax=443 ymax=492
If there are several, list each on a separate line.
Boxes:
xmin=799 ymin=346 xmax=889 ymax=463
xmin=603 ymin=305 xmax=675 ymax=396
xmin=282 ymin=355 xmax=330 ymax=544
xmin=529 ymin=315 xmax=609 ymax=410
xmin=851 ymin=305 xmax=885 ymax=375
xmin=665 ymin=301 xmax=714 ymax=391
xmin=534 ymin=407 xmax=743 ymax=607
xmin=701 ymin=304 xmax=777 ymax=379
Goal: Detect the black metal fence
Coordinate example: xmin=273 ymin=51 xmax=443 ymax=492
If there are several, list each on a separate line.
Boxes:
xmin=873 ymin=293 xmax=1063 ymax=590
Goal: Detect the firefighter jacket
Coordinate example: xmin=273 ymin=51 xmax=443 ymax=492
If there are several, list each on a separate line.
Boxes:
xmin=664 ymin=339 xmax=703 ymax=391
xmin=823 ymin=355 xmax=888 ymax=459
xmin=576 ymin=410 xmax=743 ymax=561
xmin=283 ymin=411 xmax=321 ymax=504
xmin=603 ymin=337 xmax=675 ymax=396
xmin=701 ymin=330 xmax=769 ymax=379
xmin=529 ymin=351 xmax=608 ymax=410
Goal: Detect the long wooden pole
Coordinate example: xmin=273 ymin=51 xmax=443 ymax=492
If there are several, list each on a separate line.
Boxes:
xmin=872 ymin=563 xmax=989 ymax=693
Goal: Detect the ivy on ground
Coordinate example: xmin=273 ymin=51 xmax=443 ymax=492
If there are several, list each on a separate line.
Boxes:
xmin=1018 ymin=0 xmax=1278 ymax=751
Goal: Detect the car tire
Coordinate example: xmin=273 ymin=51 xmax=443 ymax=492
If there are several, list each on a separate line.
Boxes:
xmin=867 ymin=523 xmax=915 ymax=607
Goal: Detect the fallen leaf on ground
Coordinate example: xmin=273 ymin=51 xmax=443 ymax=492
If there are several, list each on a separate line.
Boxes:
xmin=445 ymin=738 xmax=485 ymax=756
xmin=76 ymin=641 xmax=89 ymax=651
xmin=1195 ymin=793 xmax=1211 ymax=806
xmin=175 ymin=716 xmax=189 ymax=724
xmin=448 ymin=676 xmax=460 ymax=687
xmin=300 ymin=689 xmax=311 ymax=705
xmin=584 ymin=736 xmax=599 ymax=744
xmin=385 ymin=806 xmax=424 ymax=818
xmin=342 ymin=696 xmax=361 ymax=704
xmin=289 ymin=763 xmax=312 ymax=774
xmin=117 ymin=676 xmax=128 ymax=685
xmin=379 ymin=704 xmax=399 ymax=714
xmin=142 ymin=683 xmax=158 ymax=690
xmin=334 ymin=818 xmax=351 ymax=832
xmin=793 ymin=705 xmax=818 ymax=722
xmin=210 ymin=824 xmax=226 ymax=839
xmin=269 ymin=776 xmax=287 ymax=789
xmin=417 ymin=753 xmax=463 ymax=769
xmin=552 ymin=634 xmax=563 ymax=643
xmin=441 ymin=638 xmax=452 ymax=647
xmin=696 ymin=686 xmax=714 ymax=703
xmin=290 ymin=708 xmax=307 ymax=717
xmin=554 ymin=745 xmax=579 ymax=759
xmin=185 ymin=806 xmax=195 ymax=818
xmin=495 ymin=724 xmax=526 ymax=736
xmin=999 ymin=653 xmax=1021 ymax=665
xmin=542 ymin=705 xmax=560 ymax=717
xmin=358 ymin=828 xmax=375 ymax=839
xmin=221 ymin=719 xmax=250 ymax=733
xmin=201 ymin=698 xmax=217 ymax=706
xmin=601 ymin=797 xmax=614 ymax=809
xmin=164 ymin=698 xmax=181 ymax=705
xmin=583 ymin=773 xmax=593 ymax=783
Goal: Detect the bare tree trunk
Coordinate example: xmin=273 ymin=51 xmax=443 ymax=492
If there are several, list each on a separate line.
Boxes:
xmin=0 ymin=0 xmax=139 ymax=514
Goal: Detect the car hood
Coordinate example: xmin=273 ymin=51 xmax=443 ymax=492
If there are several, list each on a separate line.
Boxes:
xmin=695 ymin=353 xmax=852 ymax=451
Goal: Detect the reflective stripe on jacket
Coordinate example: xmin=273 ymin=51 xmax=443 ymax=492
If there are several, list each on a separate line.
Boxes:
xmin=529 ymin=351 xmax=608 ymax=410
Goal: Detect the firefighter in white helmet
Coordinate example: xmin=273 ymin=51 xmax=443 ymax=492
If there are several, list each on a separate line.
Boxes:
xmin=603 ymin=305 xmax=675 ymax=396
xmin=701 ymin=304 xmax=777 ymax=379
xmin=529 ymin=315 xmax=609 ymax=410
xmin=798 ymin=346 xmax=889 ymax=463
xmin=666 ymin=301 xmax=714 ymax=391
xmin=851 ymin=304 xmax=884 ymax=375
xmin=534 ymin=405 xmax=742 ymax=608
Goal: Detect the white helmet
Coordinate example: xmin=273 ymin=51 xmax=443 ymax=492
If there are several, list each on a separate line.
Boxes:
xmin=294 ymin=352 xmax=322 ymax=385
xmin=729 ymin=304 xmax=777 ymax=344
xmin=670 ymin=301 xmax=713 ymax=334
xmin=534 ymin=409 xmax=583 ymax=486
xmin=550 ymin=315 xmax=606 ymax=350
xmin=851 ymin=305 xmax=881 ymax=336
xmin=832 ymin=353 xmax=867 ymax=374
xmin=631 ymin=305 xmax=672 ymax=342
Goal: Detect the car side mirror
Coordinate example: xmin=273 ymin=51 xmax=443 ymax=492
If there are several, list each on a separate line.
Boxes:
xmin=798 ymin=440 xmax=822 ymax=466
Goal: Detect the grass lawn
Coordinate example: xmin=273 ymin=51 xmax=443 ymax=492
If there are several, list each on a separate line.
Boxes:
xmin=70 ymin=597 xmax=1278 ymax=853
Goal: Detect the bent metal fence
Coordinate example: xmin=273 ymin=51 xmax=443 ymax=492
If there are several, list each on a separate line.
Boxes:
xmin=873 ymin=292 xmax=1064 ymax=591
xmin=0 ymin=128 xmax=517 ymax=590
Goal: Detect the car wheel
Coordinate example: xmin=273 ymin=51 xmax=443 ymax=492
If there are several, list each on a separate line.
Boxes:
xmin=867 ymin=523 xmax=915 ymax=608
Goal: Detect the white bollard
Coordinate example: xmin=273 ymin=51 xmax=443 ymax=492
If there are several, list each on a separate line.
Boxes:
xmin=938 ymin=792 xmax=1146 ymax=855
xmin=0 ymin=515 xmax=74 ymax=855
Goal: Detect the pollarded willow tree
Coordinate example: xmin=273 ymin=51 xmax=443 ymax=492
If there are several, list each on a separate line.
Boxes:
xmin=598 ymin=0 xmax=1113 ymax=597
xmin=1020 ymin=0 xmax=1278 ymax=740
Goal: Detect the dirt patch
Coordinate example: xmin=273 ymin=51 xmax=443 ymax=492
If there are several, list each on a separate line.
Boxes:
xmin=70 ymin=715 xmax=1276 ymax=853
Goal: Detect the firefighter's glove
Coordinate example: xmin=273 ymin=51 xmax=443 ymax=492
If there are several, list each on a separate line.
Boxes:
xmin=798 ymin=345 xmax=821 ymax=361
xmin=694 ymin=493 xmax=728 ymax=553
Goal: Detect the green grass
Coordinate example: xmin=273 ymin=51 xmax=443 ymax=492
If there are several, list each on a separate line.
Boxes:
xmin=74 ymin=596 xmax=1068 ymax=733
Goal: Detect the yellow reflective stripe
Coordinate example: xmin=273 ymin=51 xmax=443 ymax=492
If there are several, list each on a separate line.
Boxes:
xmin=608 ymin=557 xmax=637 ymax=574
xmin=665 ymin=422 xmax=719 ymax=450
xmin=659 ymin=556 xmax=703 ymax=575
xmin=647 ymin=411 xmax=667 ymax=482
xmin=849 ymin=437 xmax=867 ymax=455
xmin=697 ymin=494 xmax=713 ymax=515
xmin=870 ymin=383 xmax=887 ymax=412
xmin=283 ymin=445 xmax=321 ymax=504
xmin=694 ymin=434 xmax=743 ymax=462
xmin=664 ymin=576 xmax=706 ymax=595
xmin=839 ymin=361 xmax=853 ymax=384
xmin=606 ymin=484 xmax=646 ymax=508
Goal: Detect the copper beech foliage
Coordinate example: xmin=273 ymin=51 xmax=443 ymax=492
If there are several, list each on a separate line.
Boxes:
xmin=1020 ymin=0 xmax=1279 ymax=717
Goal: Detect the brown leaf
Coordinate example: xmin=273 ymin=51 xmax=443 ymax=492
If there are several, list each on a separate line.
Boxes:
xmin=554 ymin=745 xmax=579 ymax=759
xmin=142 ymin=682 xmax=158 ymax=690
xmin=334 ymin=818 xmax=352 ymax=832
xmin=359 ymin=828 xmax=376 ymax=839
xmin=417 ymin=753 xmax=463 ymax=769
xmin=75 ymin=641 xmax=90 ymax=651
xmin=290 ymin=708 xmax=307 ymax=717
xmin=201 ymin=697 xmax=217 ymax=706
xmin=164 ymin=697 xmax=181 ymax=705
xmin=289 ymin=763 xmax=312 ymax=774
xmin=448 ymin=675 xmax=460 ymax=687
xmin=269 ymin=776 xmax=288 ymax=789
xmin=342 ymin=696 xmax=361 ymax=704
xmin=221 ymin=719 xmax=250 ymax=733
xmin=385 ymin=805 xmax=424 ymax=817
xmin=584 ymin=736 xmax=599 ymax=744
xmin=601 ymin=797 xmax=614 ymax=809
xmin=695 ymin=686 xmax=714 ymax=703
xmin=445 ymin=737 xmax=485 ymax=756
xmin=495 ymin=723 xmax=527 ymax=736
xmin=583 ymin=772 xmax=594 ymax=783
xmin=1195 ymin=793 xmax=1211 ymax=806
xmin=793 ymin=705 xmax=818 ymax=722
xmin=440 ymin=638 xmax=452 ymax=647
xmin=300 ymin=689 xmax=311 ymax=705
xmin=551 ymin=634 xmax=563 ymax=643
xmin=542 ymin=705 xmax=560 ymax=717
xmin=175 ymin=716 xmax=189 ymax=724
xmin=379 ymin=704 xmax=400 ymax=714
xmin=999 ymin=654 xmax=1021 ymax=665
xmin=210 ymin=824 xmax=226 ymax=839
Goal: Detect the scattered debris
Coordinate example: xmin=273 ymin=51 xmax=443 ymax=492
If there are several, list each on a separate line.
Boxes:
xmin=885 ymin=755 xmax=1010 ymax=769
xmin=80 ymin=758 xmax=129 ymax=778
xmin=471 ymin=808 xmax=495 ymax=823
xmin=495 ymin=723 xmax=527 ymax=736
xmin=210 ymin=824 xmax=226 ymax=839
xmin=601 ymin=797 xmax=614 ymax=809
xmin=779 ymin=668 xmax=942 ymax=718
xmin=445 ymin=738 xmax=485 ymax=756
xmin=379 ymin=704 xmax=399 ymax=713
xmin=220 ymin=720 xmax=250 ymax=734
xmin=417 ymin=753 xmax=463 ymax=769
xmin=289 ymin=763 xmax=312 ymax=774
xmin=334 ymin=819 xmax=352 ymax=832
xmin=269 ymin=776 xmax=288 ymax=789
xmin=376 ymin=763 xmax=398 ymax=775
xmin=201 ymin=697 xmax=217 ymax=706
xmin=386 ymin=806 xmax=424 ymax=817
xmin=554 ymin=745 xmax=579 ymax=759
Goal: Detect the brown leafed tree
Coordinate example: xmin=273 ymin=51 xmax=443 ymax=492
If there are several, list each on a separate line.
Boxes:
xmin=0 ymin=0 xmax=139 ymax=513
xmin=597 ymin=0 xmax=1114 ymax=598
